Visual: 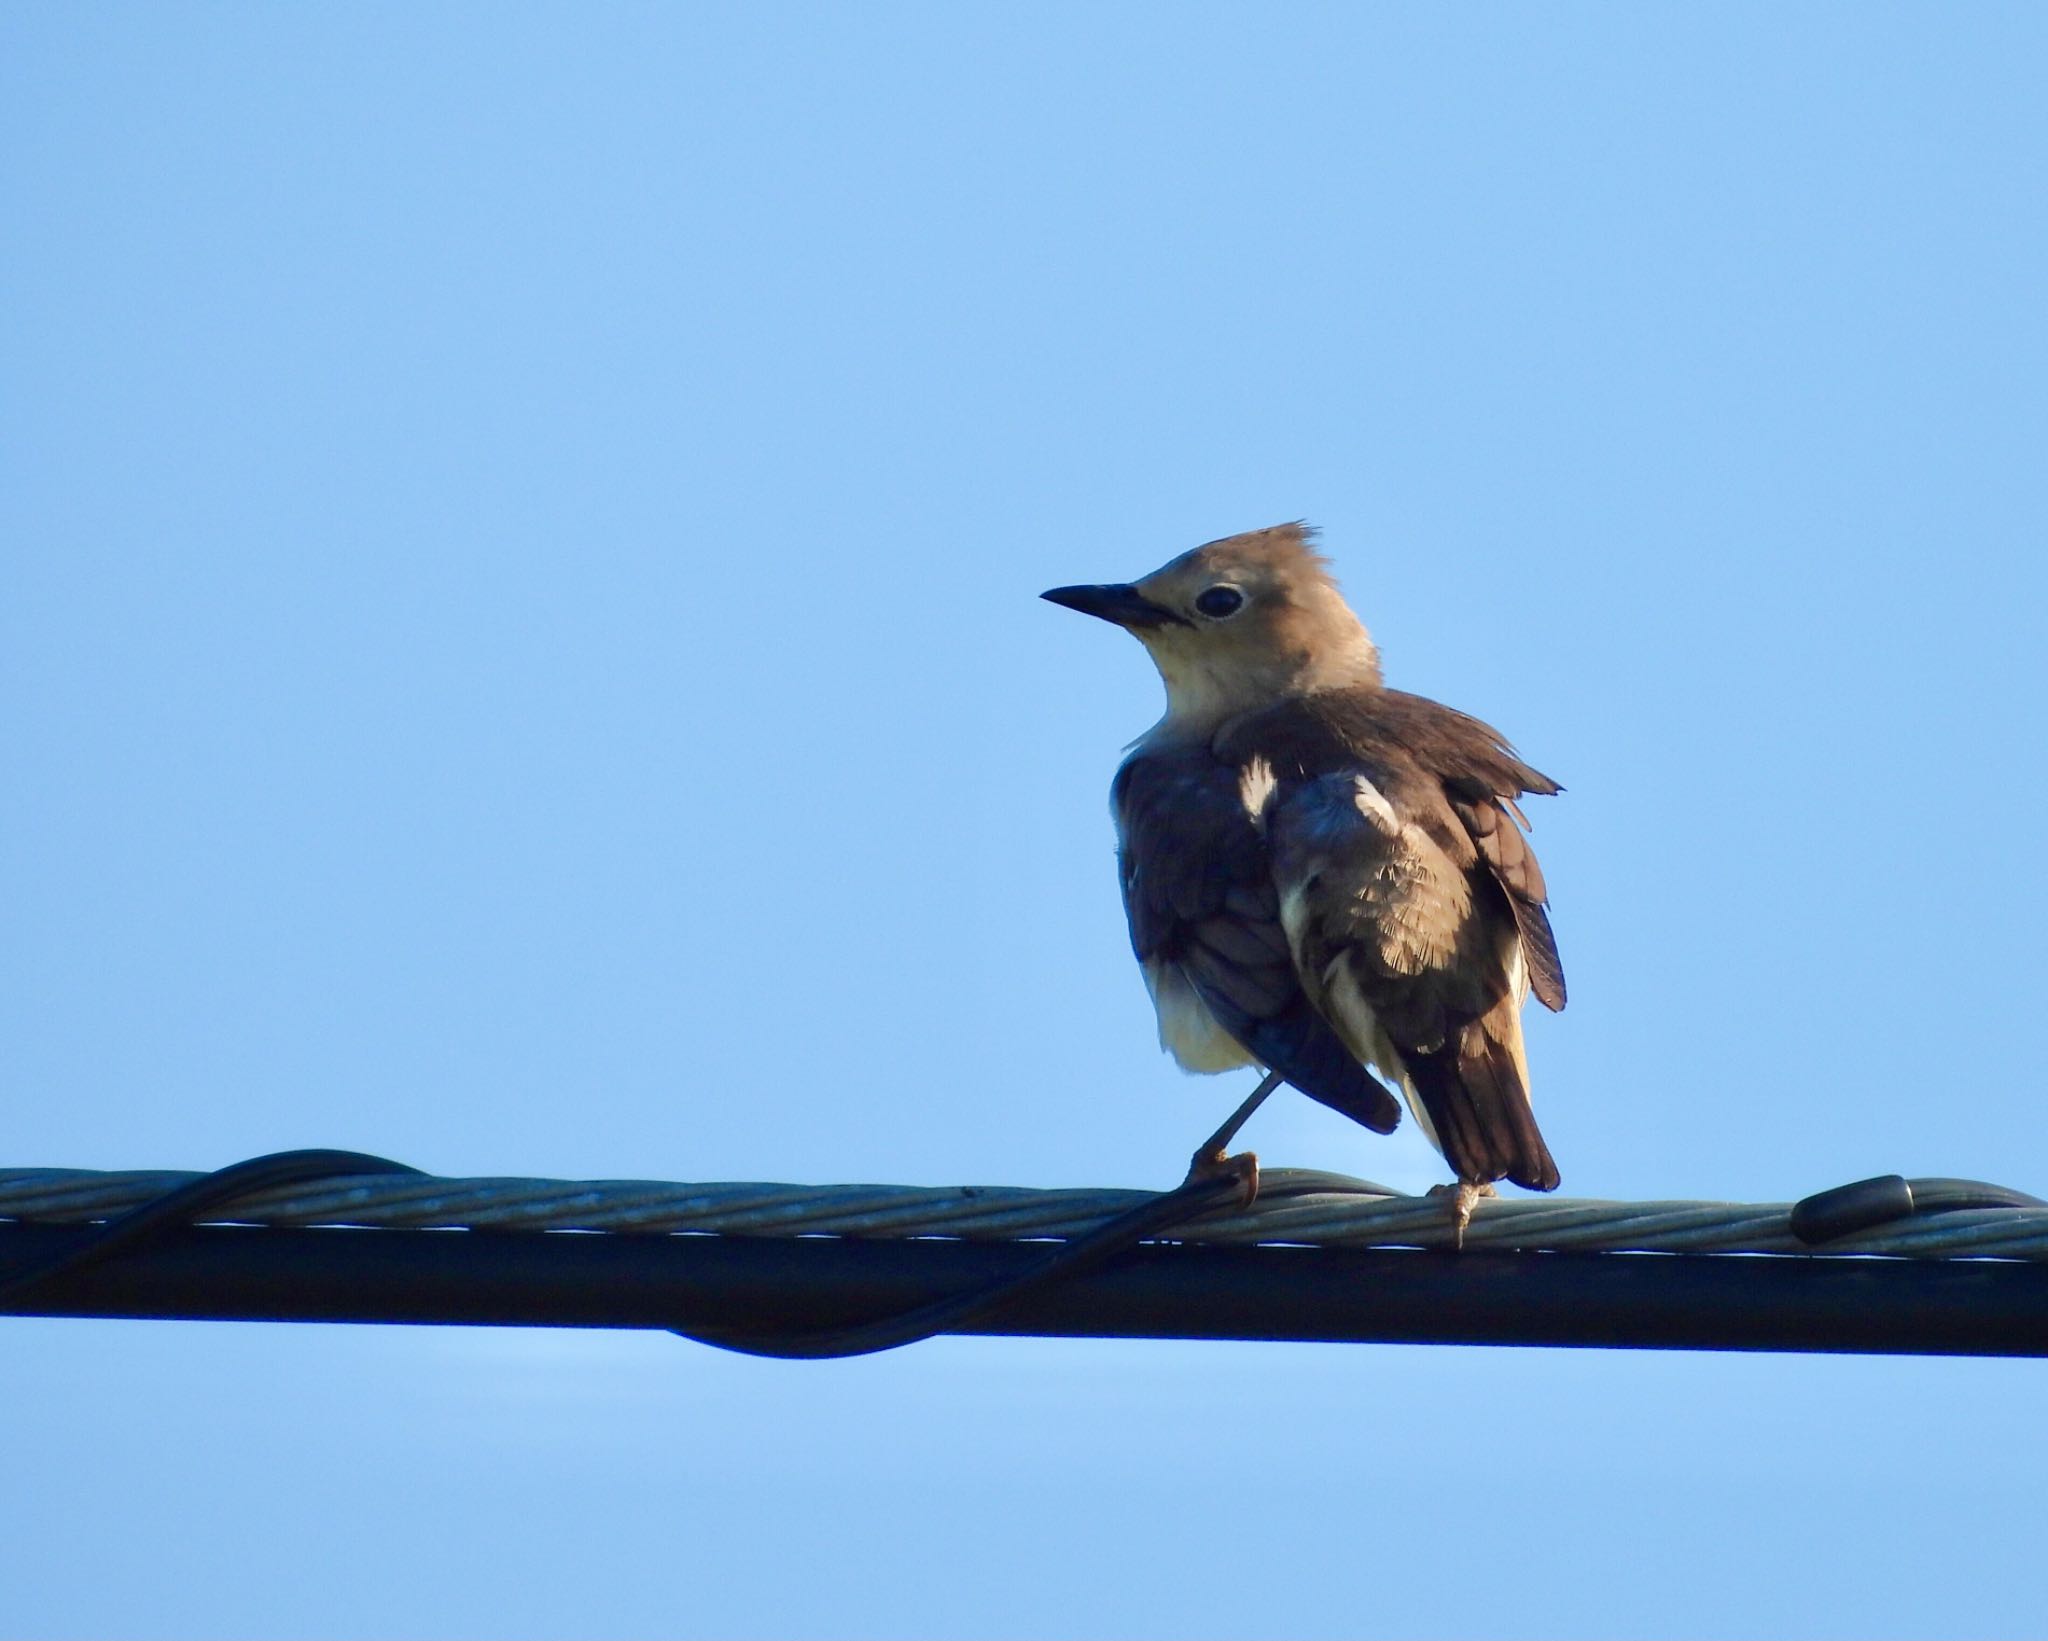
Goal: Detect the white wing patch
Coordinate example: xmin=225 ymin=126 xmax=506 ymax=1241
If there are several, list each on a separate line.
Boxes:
xmin=1350 ymin=774 xmax=1400 ymax=835
xmin=1238 ymin=756 xmax=1278 ymax=830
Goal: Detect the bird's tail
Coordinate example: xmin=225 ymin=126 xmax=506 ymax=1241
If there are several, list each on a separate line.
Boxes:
xmin=1405 ymin=1010 xmax=1559 ymax=1192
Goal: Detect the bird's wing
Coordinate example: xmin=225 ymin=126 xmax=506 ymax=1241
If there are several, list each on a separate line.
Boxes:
xmin=1218 ymin=690 xmax=1563 ymax=1190
xmin=1378 ymin=690 xmax=1568 ymax=1013
xmin=1264 ymin=763 xmax=1559 ymax=1190
xmin=1440 ymin=778 xmax=1566 ymax=1011
xmin=1286 ymin=688 xmax=1568 ymax=1011
xmin=1113 ymin=747 xmax=1402 ymax=1133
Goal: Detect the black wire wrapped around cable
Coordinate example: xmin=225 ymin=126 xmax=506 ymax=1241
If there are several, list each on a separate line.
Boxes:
xmin=0 ymin=1149 xmax=424 ymax=1305
xmin=672 ymin=1171 xmax=1248 ymax=1359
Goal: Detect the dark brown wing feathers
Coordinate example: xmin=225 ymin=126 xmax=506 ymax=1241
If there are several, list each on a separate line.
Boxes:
xmin=1113 ymin=751 xmax=1403 ymax=1132
xmin=1214 ymin=685 xmax=1567 ymax=1191
xmin=1218 ymin=688 xmax=1568 ymax=1012
xmin=1447 ymin=780 xmax=1567 ymax=1012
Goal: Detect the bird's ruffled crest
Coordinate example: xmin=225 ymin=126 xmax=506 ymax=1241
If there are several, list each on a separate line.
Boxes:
xmin=1191 ymin=521 xmax=1341 ymax=592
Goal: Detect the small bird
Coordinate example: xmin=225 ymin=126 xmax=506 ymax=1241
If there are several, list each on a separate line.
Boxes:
xmin=1043 ymin=524 xmax=1566 ymax=1233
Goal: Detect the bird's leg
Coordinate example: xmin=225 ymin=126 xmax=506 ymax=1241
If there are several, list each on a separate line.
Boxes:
xmin=1188 ymin=1069 xmax=1284 ymax=1169
xmin=1426 ymin=1179 xmax=1499 ymax=1249
xmin=1184 ymin=1069 xmax=1285 ymax=1207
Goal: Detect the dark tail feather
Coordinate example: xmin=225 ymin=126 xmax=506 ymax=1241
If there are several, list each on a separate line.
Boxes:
xmin=1406 ymin=1024 xmax=1559 ymax=1192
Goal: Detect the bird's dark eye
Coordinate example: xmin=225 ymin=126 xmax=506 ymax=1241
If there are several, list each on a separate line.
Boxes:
xmin=1194 ymin=585 xmax=1245 ymax=619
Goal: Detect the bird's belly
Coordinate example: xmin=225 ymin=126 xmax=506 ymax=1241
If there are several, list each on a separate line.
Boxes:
xmin=1142 ymin=960 xmax=1256 ymax=1074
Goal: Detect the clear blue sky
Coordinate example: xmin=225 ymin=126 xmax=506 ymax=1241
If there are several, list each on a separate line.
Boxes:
xmin=5 ymin=5 xmax=2046 ymax=1637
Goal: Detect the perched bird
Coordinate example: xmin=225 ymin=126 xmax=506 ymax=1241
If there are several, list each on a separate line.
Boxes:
xmin=1043 ymin=524 xmax=1567 ymax=1232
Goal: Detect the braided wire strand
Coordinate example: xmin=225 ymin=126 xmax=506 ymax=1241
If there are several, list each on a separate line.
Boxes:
xmin=5 ymin=1166 xmax=2048 ymax=1258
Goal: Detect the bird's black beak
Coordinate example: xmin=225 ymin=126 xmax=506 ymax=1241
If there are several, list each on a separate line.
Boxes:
xmin=1039 ymin=583 xmax=1189 ymax=629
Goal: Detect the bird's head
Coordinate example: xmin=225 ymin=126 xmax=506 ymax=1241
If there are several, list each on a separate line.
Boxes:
xmin=1042 ymin=523 xmax=1380 ymax=729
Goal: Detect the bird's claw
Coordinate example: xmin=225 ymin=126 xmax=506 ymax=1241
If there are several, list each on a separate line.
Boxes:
xmin=1184 ymin=1147 xmax=1260 ymax=1209
xmin=1427 ymin=1180 xmax=1498 ymax=1249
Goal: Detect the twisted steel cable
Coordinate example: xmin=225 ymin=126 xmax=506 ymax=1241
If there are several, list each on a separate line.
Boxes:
xmin=4 ymin=1164 xmax=2044 ymax=1259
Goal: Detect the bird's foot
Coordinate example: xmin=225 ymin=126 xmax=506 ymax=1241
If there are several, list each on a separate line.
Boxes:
xmin=1184 ymin=1146 xmax=1260 ymax=1209
xmin=1427 ymin=1180 xmax=1498 ymax=1249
